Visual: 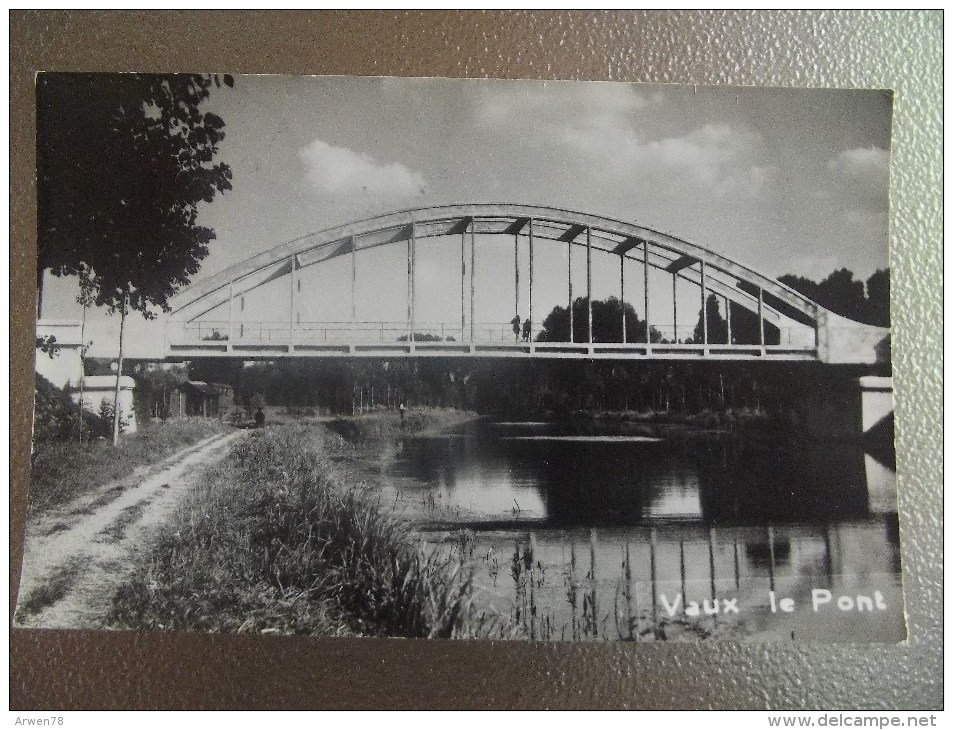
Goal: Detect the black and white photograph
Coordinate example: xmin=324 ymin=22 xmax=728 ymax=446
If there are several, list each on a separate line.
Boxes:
xmin=18 ymin=73 xmax=902 ymax=643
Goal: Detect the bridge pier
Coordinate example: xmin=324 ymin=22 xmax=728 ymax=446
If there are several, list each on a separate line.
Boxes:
xmin=790 ymin=373 xmax=894 ymax=440
xmin=860 ymin=376 xmax=894 ymax=435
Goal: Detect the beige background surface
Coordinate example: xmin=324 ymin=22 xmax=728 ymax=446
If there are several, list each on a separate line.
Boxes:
xmin=10 ymin=10 xmax=942 ymax=709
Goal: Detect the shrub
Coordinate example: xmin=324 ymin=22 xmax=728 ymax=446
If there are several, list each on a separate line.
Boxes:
xmin=97 ymin=399 xmax=130 ymax=435
xmin=32 ymin=374 xmax=109 ymax=443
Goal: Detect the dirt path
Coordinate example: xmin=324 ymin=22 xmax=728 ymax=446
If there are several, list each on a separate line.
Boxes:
xmin=14 ymin=429 xmax=246 ymax=629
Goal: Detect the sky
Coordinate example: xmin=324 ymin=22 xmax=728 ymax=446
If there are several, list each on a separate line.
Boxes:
xmin=41 ymin=75 xmax=892 ymax=358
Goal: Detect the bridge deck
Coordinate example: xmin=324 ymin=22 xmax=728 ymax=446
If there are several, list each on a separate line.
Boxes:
xmin=166 ymin=339 xmax=818 ymax=361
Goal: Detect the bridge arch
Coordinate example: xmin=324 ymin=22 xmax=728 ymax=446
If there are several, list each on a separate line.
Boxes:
xmin=166 ymin=203 xmax=887 ymax=364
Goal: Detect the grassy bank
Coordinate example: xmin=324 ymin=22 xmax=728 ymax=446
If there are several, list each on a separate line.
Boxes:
xmin=107 ymin=423 xmax=500 ymax=638
xmin=326 ymin=406 xmax=478 ymax=441
xmin=29 ymin=418 xmax=229 ymax=515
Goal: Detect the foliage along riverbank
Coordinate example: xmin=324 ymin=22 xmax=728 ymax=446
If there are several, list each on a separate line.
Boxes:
xmin=107 ymin=415 xmax=511 ymax=638
xmin=324 ymin=406 xmax=478 ymax=441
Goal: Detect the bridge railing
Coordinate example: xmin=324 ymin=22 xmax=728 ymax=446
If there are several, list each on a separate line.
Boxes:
xmin=169 ymin=320 xmax=532 ymax=346
xmin=169 ymin=320 xmax=815 ymax=348
xmin=648 ymin=324 xmax=814 ymax=347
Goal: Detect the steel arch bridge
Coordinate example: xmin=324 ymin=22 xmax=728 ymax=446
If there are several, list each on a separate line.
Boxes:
xmin=165 ymin=204 xmax=888 ymax=364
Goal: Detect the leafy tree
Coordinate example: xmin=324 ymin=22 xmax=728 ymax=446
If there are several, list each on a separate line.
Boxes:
xmin=397 ymin=332 xmax=456 ymax=342
xmin=727 ymin=301 xmax=780 ymax=345
xmin=35 ymin=335 xmax=59 ymax=358
xmin=821 ymin=269 xmax=866 ymax=320
xmin=37 ymin=72 xmax=234 ymax=315
xmin=97 ymin=400 xmax=130 ymax=435
xmin=863 ymin=269 xmax=891 ymax=327
xmin=537 ymin=296 xmax=663 ymax=343
xmin=687 ymin=293 xmax=785 ymax=346
xmin=32 ymin=374 xmax=87 ymax=443
xmin=778 ymin=267 xmax=890 ymax=327
xmin=37 ymin=72 xmax=234 ymax=442
xmin=690 ymin=293 xmax=729 ymax=344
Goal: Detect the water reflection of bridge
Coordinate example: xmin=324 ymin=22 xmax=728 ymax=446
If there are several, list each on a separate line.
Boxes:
xmin=399 ymin=422 xmax=901 ymax=641
xmin=464 ymin=517 xmax=903 ymax=642
xmin=528 ymin=432 xmax=895 ymax=528
xmin=166 ymin=204 xmax=889 ymax=365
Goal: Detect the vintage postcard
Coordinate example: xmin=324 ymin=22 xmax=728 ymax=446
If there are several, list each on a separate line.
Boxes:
xmin=18 ymin=74 xmax=901 ymax=643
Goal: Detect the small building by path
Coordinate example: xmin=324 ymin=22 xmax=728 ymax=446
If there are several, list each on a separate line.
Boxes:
xmin=75 ymin=375 xmax=138 ymax=434
xmin=168 ymin=381 xmax=234 ymax=418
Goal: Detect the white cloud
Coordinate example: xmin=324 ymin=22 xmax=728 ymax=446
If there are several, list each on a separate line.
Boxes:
xmin=479 ymin=83 xmax=770 ymax=200
xmin=298 ymin=139 xmax=426 ymax=199
xmin=641 ymin=124 xmax=764 ymax=186
xmin=560 ymin=118 xmax=770 ymax=199
xmin=827 ymin=146 xmax=890 ymax=204
xmin=828 ymin=146 xmax=889 ymax=179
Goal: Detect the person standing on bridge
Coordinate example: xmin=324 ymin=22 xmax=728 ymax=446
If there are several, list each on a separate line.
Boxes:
xmin=522 ymin=318 xmax=531 ymax=342
xmin=511 ymin=314 xmax=521 ymax=342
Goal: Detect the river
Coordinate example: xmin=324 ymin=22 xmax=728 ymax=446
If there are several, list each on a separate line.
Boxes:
xmin=385 ymin=418 xmax=904 ymax=643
